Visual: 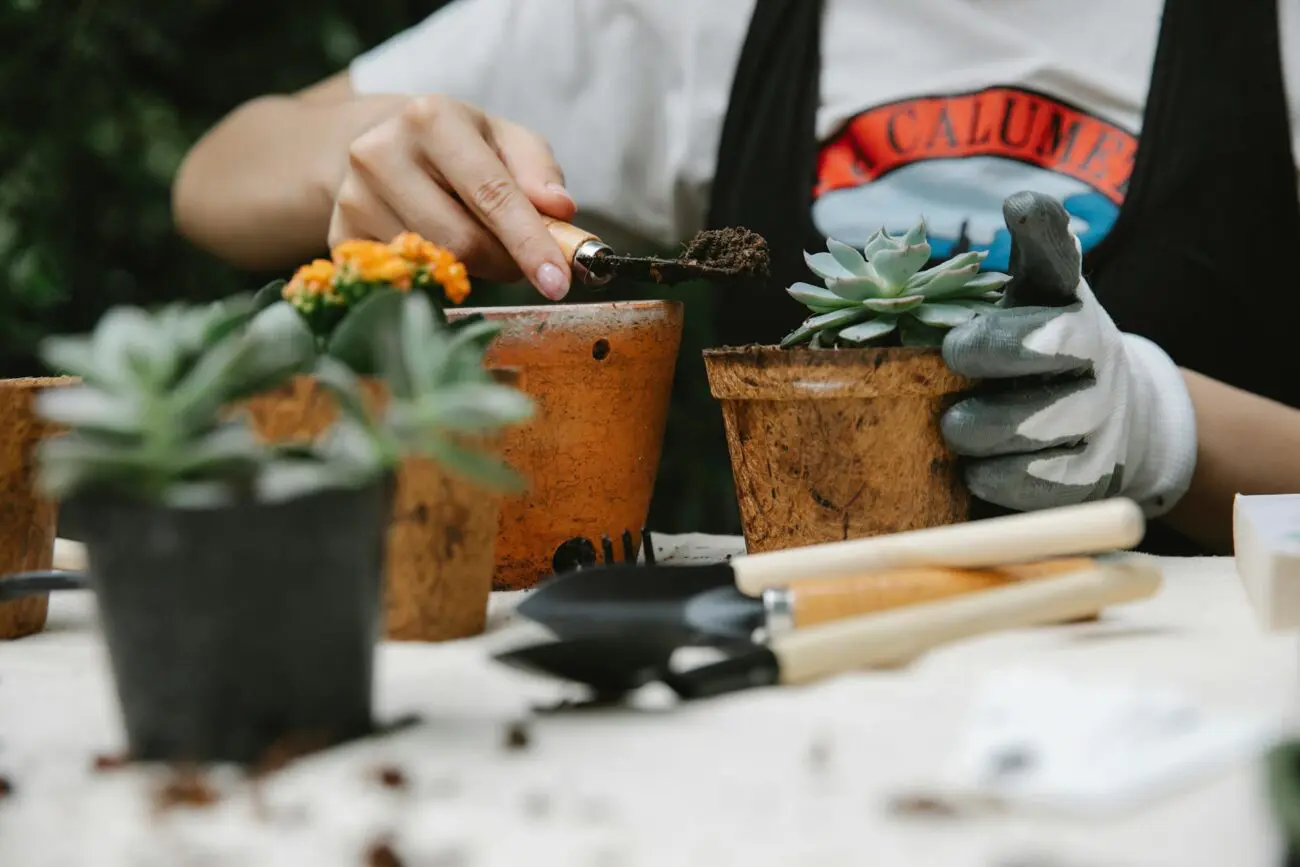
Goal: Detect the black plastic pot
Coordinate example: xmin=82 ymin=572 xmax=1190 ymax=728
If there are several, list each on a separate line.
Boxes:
xmin=67 ymin=477 xmax=393 ymax=765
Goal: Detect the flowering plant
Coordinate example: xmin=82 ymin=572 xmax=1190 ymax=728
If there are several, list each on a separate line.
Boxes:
xmin=252 ymin=232 xmax=475 ymax=375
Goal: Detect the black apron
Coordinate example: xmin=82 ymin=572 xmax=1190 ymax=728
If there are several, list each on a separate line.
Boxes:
xmin=706 ymin=0 xmax=1300 ymax=556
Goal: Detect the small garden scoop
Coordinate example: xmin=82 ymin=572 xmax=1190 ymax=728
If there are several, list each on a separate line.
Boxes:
xmin=496 ymin=555 xmax=1163 ymax=700
xmin=543 ymin=218 xmax=770 ymax=288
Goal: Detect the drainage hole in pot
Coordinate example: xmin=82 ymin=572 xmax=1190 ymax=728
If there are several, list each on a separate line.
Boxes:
xmin=592 ymin=339 xmax=611 ymax=361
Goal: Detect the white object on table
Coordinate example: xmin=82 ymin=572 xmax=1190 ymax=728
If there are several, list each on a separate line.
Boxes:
xmin=1234 ymin=493 xmax=1300 ymax=630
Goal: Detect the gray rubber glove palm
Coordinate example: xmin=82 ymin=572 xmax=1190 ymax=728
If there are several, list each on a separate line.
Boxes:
xmin=939 ymin=191 xmax=1197 ymax=517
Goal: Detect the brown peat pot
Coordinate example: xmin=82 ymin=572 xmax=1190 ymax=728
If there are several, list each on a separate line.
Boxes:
xmin=0 ymin=376 xmax=75 ymax=640
xmin=242 ymin=372 xmax=517 ymax=642
xmin=448 ymin=301 xmax=683 ymax=590
xmin=703 ymin=345 xmax=972 ymax=554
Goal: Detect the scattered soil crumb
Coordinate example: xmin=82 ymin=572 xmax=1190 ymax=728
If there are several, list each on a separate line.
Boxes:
xmin=153 ymin=767 xmax=219 ymax=812
xmin=680 ymin=227 xmax=770 ymax=276
xmin=522 ymin=790 xmax=552 ymax=819
xmin=365 ymin=838 xmax=405 ymax=867
xmin=0 ymin=775 xmax=13 ymax=800
xmin=373 ymin=765 xmax=409 ymax=791
xmin=503 ymin=720 xmax=531 ymax=751
xmin=92 ymin=753 xmax=130 ymax=772
xmin=887 ymin=794 xmax=961 ymax=818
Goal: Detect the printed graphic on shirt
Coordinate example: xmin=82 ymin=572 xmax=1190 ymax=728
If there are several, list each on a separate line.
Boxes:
xmin=812 ymin=87 xmax=1137 ymax=272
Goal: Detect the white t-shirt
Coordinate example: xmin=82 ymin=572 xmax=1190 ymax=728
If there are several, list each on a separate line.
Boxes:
xmin=350 ymin=0 xmax=1300 ymax=273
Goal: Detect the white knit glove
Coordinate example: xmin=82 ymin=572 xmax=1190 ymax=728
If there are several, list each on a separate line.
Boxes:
xmin=939 ymin=192 xmax=1197 ymax=517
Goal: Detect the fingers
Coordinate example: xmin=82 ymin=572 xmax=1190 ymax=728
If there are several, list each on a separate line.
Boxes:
xmin=941 ymin=377 xmax=1095 ymax=458
xmin=328 ymin=172 xmax=408 ymax=251
xmin=405 ymin=97 xmax=572 ymax=300
xmin=942 ymin=302 xmax=1096 ymax=378
xmin=490 ymin=116 xmax=578 ymax=221
xmin=1001 ymin=191 xmax=1083 ymax=309
xmin=964 ymin=446 xmax=1122 ymax=512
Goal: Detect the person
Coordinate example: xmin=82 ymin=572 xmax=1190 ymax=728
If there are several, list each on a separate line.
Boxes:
xmin=172 ymin=0 xmax=1300 ymax=555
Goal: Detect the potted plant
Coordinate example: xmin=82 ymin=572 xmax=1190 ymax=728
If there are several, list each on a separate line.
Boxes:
xmin=241 ymin=234 xmax=526 ymax=641
xmin=702 ymin=218 xmax=1010 ymax=553
xmin=33 ymin=291 xmax=531 ymax=764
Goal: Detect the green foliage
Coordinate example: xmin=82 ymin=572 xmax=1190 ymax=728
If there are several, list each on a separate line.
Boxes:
xmin=35 ymin=291 xmax=533 ymax=507
xmin=782 ymin=220 xmax=1010 ymax=349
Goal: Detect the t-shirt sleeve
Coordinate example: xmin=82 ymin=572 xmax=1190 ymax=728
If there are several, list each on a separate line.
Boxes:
xmin=348 ymin=0 xmax=749 ymax=249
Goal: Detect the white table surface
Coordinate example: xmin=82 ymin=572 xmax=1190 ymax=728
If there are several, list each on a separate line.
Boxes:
xmin=0 ymin=552 xmax=1296 ymax=867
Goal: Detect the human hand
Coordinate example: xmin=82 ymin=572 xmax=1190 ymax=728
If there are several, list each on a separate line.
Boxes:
xmin=939 ymin=191 xmax=1197 ymax=517
xmin=330 ymin=94 xmax=578 ymax=300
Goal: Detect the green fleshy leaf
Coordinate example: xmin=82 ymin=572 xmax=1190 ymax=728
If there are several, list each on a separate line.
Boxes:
xmin=910 ymin=263 xmax=985 ymax=299
xmin=862 ymin=228 xmax=894 ymax=260
xmin=961 ymin=271 xmax=1012 ymax=292
xmin=38 ymin=335 xmax=97 ymax=380
xmin=399 ymin=292 xmax=446 ymax=396
xmin=166 ymin=332 xmax=256 ymax=435
xmin=912 ymin=302 xmax=979 ymax=328
xmin=825 ymin=238 xmax=869 ymax=276
xmin=836 ymin=317 xmax=898 ymax=345
xmin=950 ymin=299 xmax=1002 ymax=313
xmin=251 ymin=280 xmax=287 ymax=313
xmin=779 ymin=307 xmax=871 ymax=348
xmin=325 ymin=287 xmax=404 ymax=376
xmin=313 ymin=355 xmax=379 ymax=433
xmin=34 ymin=385 xmax=144 ymax=436
xmin=870 ymin=243 xmax=931 ymax=290
xmin=172 ymin=423 xmax=264 ymax=480
xmin=235 ymin=301 xmax=319 ymax=398
xmin=826 ymin=273 xmax=891 ymax=301
xmin=803 ymin=250 xmax=855 ymax=281
xmin=901 ymin=220 xmax=928 ymax=247
xmin=910 ymin=250 xmax=986 ymax=283
xmin=409 ymin=436 xmax=527 ymax=493
xmin=388 ymin=383 xmax=533 ymax=437
xmin=862 ymin=294 xmax=925 ymax=314
xmin=787 ymin=281 xmax=858 ymax=312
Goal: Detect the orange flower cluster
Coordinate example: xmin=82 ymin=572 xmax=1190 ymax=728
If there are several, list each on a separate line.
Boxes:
xmin=283 ymin=233 xmax=472 ymax=315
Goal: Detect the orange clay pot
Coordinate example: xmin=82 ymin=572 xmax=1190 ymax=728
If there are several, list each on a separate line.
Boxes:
xmin=447 ymin=301 xmax=683 ymax=590
xmin=703 ymin=345 xmax=972 ymax=554
xmin=0 ymin=377 xmax=76 ymax=640
xmin=241 ymin=371 xmax=520 ymax=642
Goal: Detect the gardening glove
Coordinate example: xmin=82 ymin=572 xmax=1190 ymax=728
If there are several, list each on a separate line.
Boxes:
xmin=938 ymin=191 xmax=1197 ymax=518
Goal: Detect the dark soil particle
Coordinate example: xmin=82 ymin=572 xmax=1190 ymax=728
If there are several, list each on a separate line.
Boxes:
xmin=365 ymin=838 xmax=405 ymax=867
xmin=0 ymin=775 xmax=12 ymax=800
xmin=503 ymin=720 xmax=531 ymax=751
xmin=374 ymin=765 xmax=409 ymax=791
xmin=680 ymin=227 xmax=770 ymax=277
xmin=92 ymin=753 xmax=130 ymax=772
xmin=153 ymin=767 xmax=220 ymax=812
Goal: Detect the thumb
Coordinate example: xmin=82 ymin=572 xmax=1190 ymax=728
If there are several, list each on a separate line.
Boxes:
xmin=1001 ymin=191 xmax=1082 ymax=309
xmin=490 ymin=117 xmax=579 ymax=221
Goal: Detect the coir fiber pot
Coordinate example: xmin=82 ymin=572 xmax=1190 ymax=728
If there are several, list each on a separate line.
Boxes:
xmin=242 ymin=373 xmax=513 ymax=641
xmin=66 ymin=478 xmax=392 ymax=764
xmin=446 ymin=301 xmax=683 ymax=590
xmin=702 ymin=345 xmax=972 ymax=554
xmin=0 ymin=377 xmax=76 ymax=640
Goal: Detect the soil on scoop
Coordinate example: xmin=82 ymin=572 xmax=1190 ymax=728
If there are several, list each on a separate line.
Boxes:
xmin=679 ymin=227 xmax=770 ymax=277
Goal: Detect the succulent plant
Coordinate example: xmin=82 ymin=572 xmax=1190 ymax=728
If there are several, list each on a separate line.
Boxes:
xmin=781 ymin=219 xmax=1011 ymax=349
xmin=35 ymin=287 xmax=533 ymax=507
xmin=252 ymin=232 xmax=475 ymax=375
xmin=35 ymin=297 xmax=319 ymax=506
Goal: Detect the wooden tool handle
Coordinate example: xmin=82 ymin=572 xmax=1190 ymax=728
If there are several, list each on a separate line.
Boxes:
xmin=772 ymin=557 xmax=1162 ymax=685
xmin=53 ymin=537 xmax=85 ymax=572
xmin=541 ymin=216 xmax=604 ymax=266
xmin=732 ymin=498 xmax=1145 ymax=595
xmin=786 ymin=557 xmax=1096 ymax=629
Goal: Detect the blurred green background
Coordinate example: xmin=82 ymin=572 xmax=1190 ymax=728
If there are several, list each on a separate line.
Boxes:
xmin=0 ymin=0 xmax=740 ymax=534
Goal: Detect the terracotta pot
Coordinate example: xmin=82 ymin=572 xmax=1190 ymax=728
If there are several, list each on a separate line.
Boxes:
xmin=0 ymin=377 xmax=75 ymax=640
xmin=241 ymin=372 xmax=517 ymax=642
xmin=447 ymin=301 xmax=683 ymax=589
xmin=702 ymin=345 xmax=971 ymax=554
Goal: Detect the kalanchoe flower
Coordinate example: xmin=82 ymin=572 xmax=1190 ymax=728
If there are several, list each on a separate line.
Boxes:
xmin=781 ymin=218 xmax=1011 ymax=349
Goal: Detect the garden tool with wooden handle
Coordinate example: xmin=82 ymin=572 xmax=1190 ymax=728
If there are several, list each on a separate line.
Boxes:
xmin=543 ymin=217 xmax=763 ymax=287
xmin=496 ymin=554 xmax=1164 ymax=700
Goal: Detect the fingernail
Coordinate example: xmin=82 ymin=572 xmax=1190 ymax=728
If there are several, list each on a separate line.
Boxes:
xmin=536 ymin=262 xmax=569 ymax=300
xmin=546 ymin=183 xmax=575 ymax=205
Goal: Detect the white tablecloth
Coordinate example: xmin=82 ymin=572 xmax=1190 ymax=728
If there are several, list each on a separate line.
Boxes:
xmin=0 ymin=550 xmax=1296 ymax=867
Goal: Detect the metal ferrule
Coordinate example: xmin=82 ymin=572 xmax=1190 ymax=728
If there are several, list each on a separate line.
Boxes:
xmin=572 ymin=239 xmax=615 ymax=286
xmin=762 ymin=587 xmax=796 ymax=636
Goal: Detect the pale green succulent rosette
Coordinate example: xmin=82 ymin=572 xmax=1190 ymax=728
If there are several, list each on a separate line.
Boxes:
xmin=781 ymin=220 xmax=1012 ymax=349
